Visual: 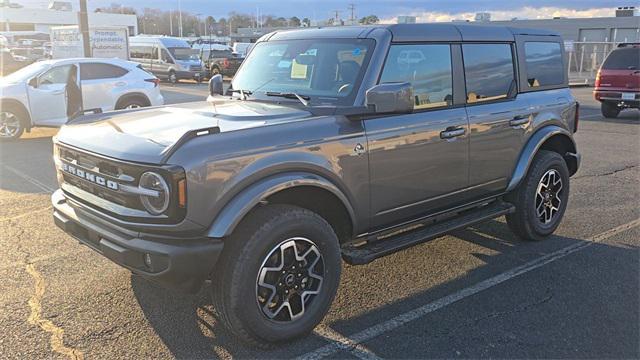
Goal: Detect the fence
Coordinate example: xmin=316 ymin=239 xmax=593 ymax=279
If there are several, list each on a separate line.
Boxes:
xmin=566 ymin=41 xmax=627 ymax=86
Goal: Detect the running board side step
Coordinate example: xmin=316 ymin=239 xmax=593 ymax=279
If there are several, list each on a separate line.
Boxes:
xmin=341 ymin=201 xmax=515 ymax=265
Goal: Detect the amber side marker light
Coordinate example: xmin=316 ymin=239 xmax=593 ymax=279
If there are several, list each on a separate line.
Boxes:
xmin=178 ymin=179 xmax=187 ymax=207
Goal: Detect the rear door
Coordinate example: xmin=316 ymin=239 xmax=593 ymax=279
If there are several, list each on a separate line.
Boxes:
xmin=366 ymin=43 xmax=470 ymax=229
xmin=80 ymin=62 xmax=130 ymax=111
xmin=463 ymin=43 xmax=532 ymax=199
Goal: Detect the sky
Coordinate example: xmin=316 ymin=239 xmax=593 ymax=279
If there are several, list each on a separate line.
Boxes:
xmin=13 ymin=0 xmax=639 ymax=22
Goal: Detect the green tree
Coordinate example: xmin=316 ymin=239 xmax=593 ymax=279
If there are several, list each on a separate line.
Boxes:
xmin=289 ymin=16 xmax=301 ymax=27
xmin=359 ymin=15 xmax=379 ymax=25
xmin=302 ymin=17 xmax=311 ymax=27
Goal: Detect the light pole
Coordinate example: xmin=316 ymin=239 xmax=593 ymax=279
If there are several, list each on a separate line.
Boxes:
xmin=178 ymin=0 xmax=183 ymax=38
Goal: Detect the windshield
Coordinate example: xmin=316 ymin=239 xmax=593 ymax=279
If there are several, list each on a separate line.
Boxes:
xmin=168 ymin=47 xmax=200 ymax=61
xmin=1 ymin=61 xmax=49 ymax=83
xmin=232 ymin=38 xmax=374 ymax=105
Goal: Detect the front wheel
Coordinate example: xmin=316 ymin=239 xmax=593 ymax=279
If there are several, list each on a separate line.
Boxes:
xmin=0 ymin=106 xmax=25 ymax=141
xmin=601 ymin=102 xmax=620 ymax=118
xmin=168 ymin=70 xmax=177 ymax=84
xmin=211 ymin=204 xmax=342 ymax=346
xmin=506 ymin=150 xmax=570 ymax=241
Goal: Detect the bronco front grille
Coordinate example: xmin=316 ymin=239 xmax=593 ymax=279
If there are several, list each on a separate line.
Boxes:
xmin=54 ymin=144 xmax=186 ymax=224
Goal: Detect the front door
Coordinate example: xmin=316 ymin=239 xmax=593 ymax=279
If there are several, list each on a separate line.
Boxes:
xmin=461 ymin=43 xmax=531 ymax=198
xmin=366 ymin=43 xmax=469 ymax=229
xmin=28 ymin=63 xmax=75 ymax=126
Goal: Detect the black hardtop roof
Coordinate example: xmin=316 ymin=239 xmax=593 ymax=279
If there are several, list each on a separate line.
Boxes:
xmin=266 ymin=23 xmax=560 ymax=42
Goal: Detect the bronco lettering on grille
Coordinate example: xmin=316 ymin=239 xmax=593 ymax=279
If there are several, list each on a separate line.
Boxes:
xmin=61 ymin=162 xmax=119 ymax=190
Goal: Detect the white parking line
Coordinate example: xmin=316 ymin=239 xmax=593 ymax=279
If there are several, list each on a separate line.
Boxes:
xmin=300 ymin=218 xmax=640 ymax=360
xmin=313 ymin=326 xmax=382 ymax=360
xmin=2 ymin=164 xmax=55 ymax=193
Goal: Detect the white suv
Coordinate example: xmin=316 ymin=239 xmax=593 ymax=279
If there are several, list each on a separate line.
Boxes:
xmin=0 ymin=58 xmax=164 ymax=140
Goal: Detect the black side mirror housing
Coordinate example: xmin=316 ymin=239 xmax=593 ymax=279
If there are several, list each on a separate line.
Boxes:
xmin=208 ymin=74 xmax=224 ymax=96
xmin=365 ymin=82 xmax=414 ymax=114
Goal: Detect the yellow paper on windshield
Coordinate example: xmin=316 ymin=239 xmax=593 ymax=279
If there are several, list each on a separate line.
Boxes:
xmin=291 ymin=60 xmax=308 ymax=79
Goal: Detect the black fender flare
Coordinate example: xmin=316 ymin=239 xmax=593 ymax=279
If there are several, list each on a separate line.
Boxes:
xmin=506 ymin=125 xmax=578 ymax=192
xmin=207 ymin=172 xmax=356 ymax=238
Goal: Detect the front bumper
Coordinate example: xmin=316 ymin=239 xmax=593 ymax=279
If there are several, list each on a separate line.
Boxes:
xmin=175 ymin=70 xmax=203 ymax=80
xmin=52 ymin=189 xmax=223 ymax=293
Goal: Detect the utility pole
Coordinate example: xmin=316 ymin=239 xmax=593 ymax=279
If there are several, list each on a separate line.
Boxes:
xmin=78 ymin=0 xmax=91 ymax=57
xmin=169 ymin=9 xmax=173 ymax=36
xmin=178 ymin=0 xmax=183 ymax=37
xmin=348 ymin=3 xmax=355 ymax=23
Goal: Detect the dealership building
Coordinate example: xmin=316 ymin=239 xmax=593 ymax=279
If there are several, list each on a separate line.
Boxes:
xmin=0 ymin=2 xmax=138 ymax=36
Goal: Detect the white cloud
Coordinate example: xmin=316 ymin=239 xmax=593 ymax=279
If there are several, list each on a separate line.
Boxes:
xmin=381 ymin=6 xmax=616 ymax=23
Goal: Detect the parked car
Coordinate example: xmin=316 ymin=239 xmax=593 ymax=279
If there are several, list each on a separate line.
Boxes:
xmin=0 ymin=47 xmax=32 ymax=75
xmin=51 ymin=24 xmax=579 ymax=345
xmin=232 ymin=42 xmax=254 ymax=57
xmin=195 ymin=44 xmax=243 ymax=78
xmin=130 ymin=36 xmax=204 ymax=83
xmin=0 ymin=57 xmax=163 ymax=140
xmin=594 ymin=43 xmax=640 ymax=118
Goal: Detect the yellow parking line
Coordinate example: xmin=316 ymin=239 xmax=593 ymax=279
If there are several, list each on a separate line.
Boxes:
xmin=26 ymin=263 xmax=84 ymax=360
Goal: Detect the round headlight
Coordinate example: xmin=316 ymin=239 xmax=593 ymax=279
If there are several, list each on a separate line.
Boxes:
xmin=139 ymin=172 xmax=170 ymax=215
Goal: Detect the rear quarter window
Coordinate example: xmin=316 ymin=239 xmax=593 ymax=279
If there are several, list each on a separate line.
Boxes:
xmin=80 ymin=63 xmax=129 ymax=81
xmin=602 ymin=48 xmax=640 ymax=70
xmin=524 ymin=42 xmax=564 ymax=88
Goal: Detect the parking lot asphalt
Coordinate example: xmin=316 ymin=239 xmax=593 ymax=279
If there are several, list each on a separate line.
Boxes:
xmin=0 ymin=85 xmax=638 ymax=359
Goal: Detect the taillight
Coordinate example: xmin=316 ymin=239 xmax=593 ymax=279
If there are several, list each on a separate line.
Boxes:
xmin=145 ymin=78 xmax=160 ymax=87
xmin=574 ymin=102 xmax=579 ymax=133
xmin=594 ymin=70 xmax=601 ymax=88
xmin=223 ymin=58 xmax=230 ymax=68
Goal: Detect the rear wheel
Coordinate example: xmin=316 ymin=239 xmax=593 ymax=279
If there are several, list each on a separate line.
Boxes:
xmin=0 ymin=105 xmax=25 ymax=141
xmin=116 ymin=97 xmax=148 ymax=110
xmin=506 ymin=150 xmax=570 ymax=241
xmin=601 ymin=102 xmax=620 ymax=118
xmin=211 ymin=204 xmax=341 ymax=346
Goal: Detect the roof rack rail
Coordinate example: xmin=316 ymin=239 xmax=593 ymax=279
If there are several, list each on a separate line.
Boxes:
xmin=617 ymin=42 xmax=640 ymax=48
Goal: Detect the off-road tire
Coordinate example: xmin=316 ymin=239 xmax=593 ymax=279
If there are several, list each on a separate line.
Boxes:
xmin=601 ymin=102 xmax=620 ymax=118
xmin=211 ymin=204 xmax=342 ymax=347
xmin=506 ymin=150 xmax=570 ymax=241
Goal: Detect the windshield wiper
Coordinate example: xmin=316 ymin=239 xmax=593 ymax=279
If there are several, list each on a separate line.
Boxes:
xmin=265 ymin=91 xmax=310 ymax=106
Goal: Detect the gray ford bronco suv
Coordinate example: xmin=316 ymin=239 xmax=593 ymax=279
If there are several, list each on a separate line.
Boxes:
xmin=52 ymin=24 xmax=580 ymax=345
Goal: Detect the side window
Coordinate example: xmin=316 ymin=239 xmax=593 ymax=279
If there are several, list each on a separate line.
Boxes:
xmin=80 ymin=63 xmax=128 ymax=81
xmin=524 ymin=42 xmax=564 ymax=87
xmin=38 ymin=65 xmax=72 ymax=86
xmin=161 ymin=49 xmax=172 ymax=62
xmin=462 ymin=44 xmax=515 ymax=103
xmin=152 ymin=46 xmax=159 ymax=60
xmin=380 ymin=44 xmax=453 ymax=109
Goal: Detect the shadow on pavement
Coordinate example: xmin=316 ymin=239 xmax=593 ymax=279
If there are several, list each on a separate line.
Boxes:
xmin=130 ymin=219 xmax=639 ymax=358
xmin=0 ymin=135 xmax=57 ymax=193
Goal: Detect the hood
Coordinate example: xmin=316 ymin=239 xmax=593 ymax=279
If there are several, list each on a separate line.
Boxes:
xmin=55 ymin=100 xmax=311 ymax=164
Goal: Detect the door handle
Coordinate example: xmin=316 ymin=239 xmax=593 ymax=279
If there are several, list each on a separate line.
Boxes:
xmin=509 ymin=115 xmax=530 ymax=127
xmin=440 ymin=127 xmax=466 ymax=139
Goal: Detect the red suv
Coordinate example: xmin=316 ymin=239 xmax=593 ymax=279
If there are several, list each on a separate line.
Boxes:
xmin=594 ymin=43 xmax=640 ymax=118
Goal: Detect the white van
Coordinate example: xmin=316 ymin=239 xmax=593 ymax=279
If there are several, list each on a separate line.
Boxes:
xmin=129 ymin=36 xmax=203 ymax=83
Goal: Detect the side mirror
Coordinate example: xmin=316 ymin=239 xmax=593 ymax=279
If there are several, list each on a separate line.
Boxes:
xmin=28 ymin=77 xmax=38 ymax=88
xmin=208 ymin=74 xmax=224 ymax=96
xmin=365 ymin=82 xmax=414 ymax=114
